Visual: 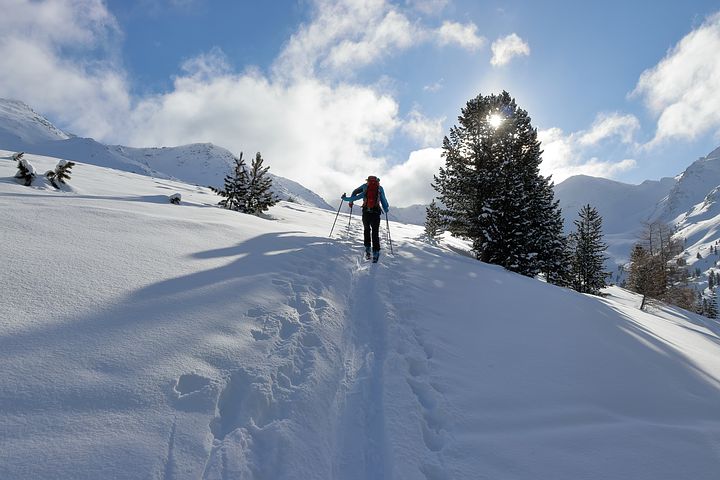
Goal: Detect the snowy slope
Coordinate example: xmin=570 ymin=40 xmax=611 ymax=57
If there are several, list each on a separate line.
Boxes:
xmin=0 ymin=98 xmax=70 ymax=147
xmin=655 ymin=146 xmax=720 ymax=224
xmin=111 ymin=143 xmax=333 ymax=209
xmin=3 ymin=150 xmax=720 ymax=480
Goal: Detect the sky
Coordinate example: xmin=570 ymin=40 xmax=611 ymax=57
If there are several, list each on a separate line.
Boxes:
xmin=1 ymin=0 xmax=720 ymax=206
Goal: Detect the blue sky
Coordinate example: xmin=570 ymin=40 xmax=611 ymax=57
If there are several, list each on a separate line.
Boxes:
xmin=2 ymin=0 xmax=720 ymax=205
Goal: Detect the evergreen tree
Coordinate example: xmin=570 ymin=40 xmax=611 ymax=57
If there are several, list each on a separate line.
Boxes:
xmin=45 ymin=160 xmax=76 ymax=188
xmin=433 ymin=91 xmax=564 ymax=277
xmin=707 ymin=289 xmax=719 ymax=319
xmin=245 ymin=152 xmax=279 ymax=215
xmin=212 ymin=153 xmax=250 ymax=212
xmin=14 ymin=155 xmax=36 ymax=186
xmin=569 ymin=204 xmax=608 ymax=294
xmin=710 ymin=271 xmax=715 ymax=290
xmin=424 ymin=199 xmax=443 ymax=240
xmin=534 ymin=180 xmax=572 ymax=286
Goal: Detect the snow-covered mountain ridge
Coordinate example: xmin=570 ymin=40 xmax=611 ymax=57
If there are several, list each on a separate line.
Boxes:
xmin=555 ymin=146 xmax=720 ymax=273
xmin=0 ymin=98 xmax=331 ymax=210
xmin=3 ymin=150 xmax=720 ymax=479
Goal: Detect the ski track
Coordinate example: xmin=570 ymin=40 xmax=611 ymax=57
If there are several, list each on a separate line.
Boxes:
xmin=389 ymin=241 xmax=453 ymax=480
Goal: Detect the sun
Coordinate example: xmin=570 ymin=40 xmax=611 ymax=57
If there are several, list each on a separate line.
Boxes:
xmin=488 ymin=113 xmax=504 ymax=129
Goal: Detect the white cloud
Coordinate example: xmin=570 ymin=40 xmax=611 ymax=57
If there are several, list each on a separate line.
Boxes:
xmin=632 ymin=12 xmax=720 ymax=146
xmin=401 ymin=109 xmax=445 ymax=146
xmin=127 ymin=65 xmax=400 ymax=202
xmin=423 ymin=79 xmax=444 ymax=92
xmin=578 ymin=113 xmax=641 ymax=146
xmin=0 ymin=0 xmax=129 ymax=139
xmin=322 ymin=9 xmax=419 ymax=71
xmin=538 ymin=124 xmax=638 ymax=183
xmin=274 ymin=0 xmax=418 ymax=78
xmin=436 ymin=21 xmax=485 ymax=50
xmin=384 ymin=148 xmax=444 ymax=205
xmin=490 ymin=33 xmax=530 ymax=66
xmin=405 ymin=0 xmax=449 ymax=15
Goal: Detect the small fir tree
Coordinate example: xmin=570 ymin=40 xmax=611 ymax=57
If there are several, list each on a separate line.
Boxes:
xmin=569 ymin=204 xmax=608 ymax=294
xmin=45 ymin=160 xmax=76 ymax=188
xmin=710 ymin=271 xmax=715 ymax=290
xmin=245 ymin=152 xmax=279 ymax=215
xmin=424 ymin=199 xmax=443 ymax=240
xmin=212 ymin=153 xmax=250 ymax=212
xmin=14 ymin=155 xmax=36 ymax=186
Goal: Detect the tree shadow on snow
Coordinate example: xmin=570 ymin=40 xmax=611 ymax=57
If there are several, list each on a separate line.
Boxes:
xmin=0 ymin=231 xmax=347 ymax=408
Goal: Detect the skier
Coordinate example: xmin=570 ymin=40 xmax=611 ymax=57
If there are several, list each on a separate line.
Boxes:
xmin=341 ymin=175 xmax=389 ymax=262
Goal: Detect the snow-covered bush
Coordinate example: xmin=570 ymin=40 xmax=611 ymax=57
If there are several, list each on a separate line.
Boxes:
xmin=45 ymin=160 xmax=75 ymax=189
xmin=169 ymin=193 xmax=181 ymax=205
xmin=14 ymin=154 xmax=36 ymax=186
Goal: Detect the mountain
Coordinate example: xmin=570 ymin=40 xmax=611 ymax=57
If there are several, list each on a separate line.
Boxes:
xmin=653 ymin=146 xmax=720 ymax=223
xmin=0 ymin=98 xmax=69 ymax=146
xmin=3 ymin=150 xmax=720 ymax=479
xmin=111 ymin=143 xmax=333 ymax=209
xmin=554 ymin=174 xmax=676 ymax=266
xmin=388 ymin=203 xmax=427 ymax=226
xmin=0 ymin=98 xmax=332 ymax=210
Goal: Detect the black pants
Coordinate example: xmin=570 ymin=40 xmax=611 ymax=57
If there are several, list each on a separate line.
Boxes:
xmin=362 ymin=210 xmax=382 ymax=252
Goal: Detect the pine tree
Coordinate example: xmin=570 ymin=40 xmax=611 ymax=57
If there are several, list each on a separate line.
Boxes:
xmin=212 ymin=153 xmax=250 ymax=212
xmin=710 ymin=271 xmax=715 ymax=290
xmin=14 ymin=155 xmax=36 ymax=186
xmin=245 ymin=152 xmax=279 ymax=215
xmin=424 ymin=199 xmax=443 ymax=240
xmin=45 ymin=160 xmax=76 ymax=188
xmin=569 ymin=204 xmax=608 ymax=294
xmin=433 ymin=91 xmax=564 ymax=277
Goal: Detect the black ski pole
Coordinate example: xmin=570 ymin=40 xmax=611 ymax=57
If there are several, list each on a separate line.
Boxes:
xmin=329 ymin=195 xmax=344 ymax=237
xmin=385 ymin=212 xmax=394 ymax=254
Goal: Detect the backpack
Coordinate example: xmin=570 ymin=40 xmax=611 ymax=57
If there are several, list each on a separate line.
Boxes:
xmin=364 ymin=176 xmax=380 ymax=210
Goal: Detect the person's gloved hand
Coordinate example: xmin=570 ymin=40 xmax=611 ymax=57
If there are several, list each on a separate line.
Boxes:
xmin=341 ymin=192 xmax=347 ymax=200
xmin=384 ymin=206 xmax=390 ymax=213
xmin=349 ymin=202 xmax=354 ymax=208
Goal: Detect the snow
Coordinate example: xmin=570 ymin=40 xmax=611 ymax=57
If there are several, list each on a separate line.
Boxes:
xmin=3 ymin=150 xmax=720 ymax=479
xmin=0 ymin=98 xmax=69 ymax=147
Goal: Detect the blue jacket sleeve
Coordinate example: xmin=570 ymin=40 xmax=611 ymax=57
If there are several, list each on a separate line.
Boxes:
xmin=344 ymin=184 xmax=366 ymax=203
xmin=379 ymin=186 xmax=389 ymax=213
